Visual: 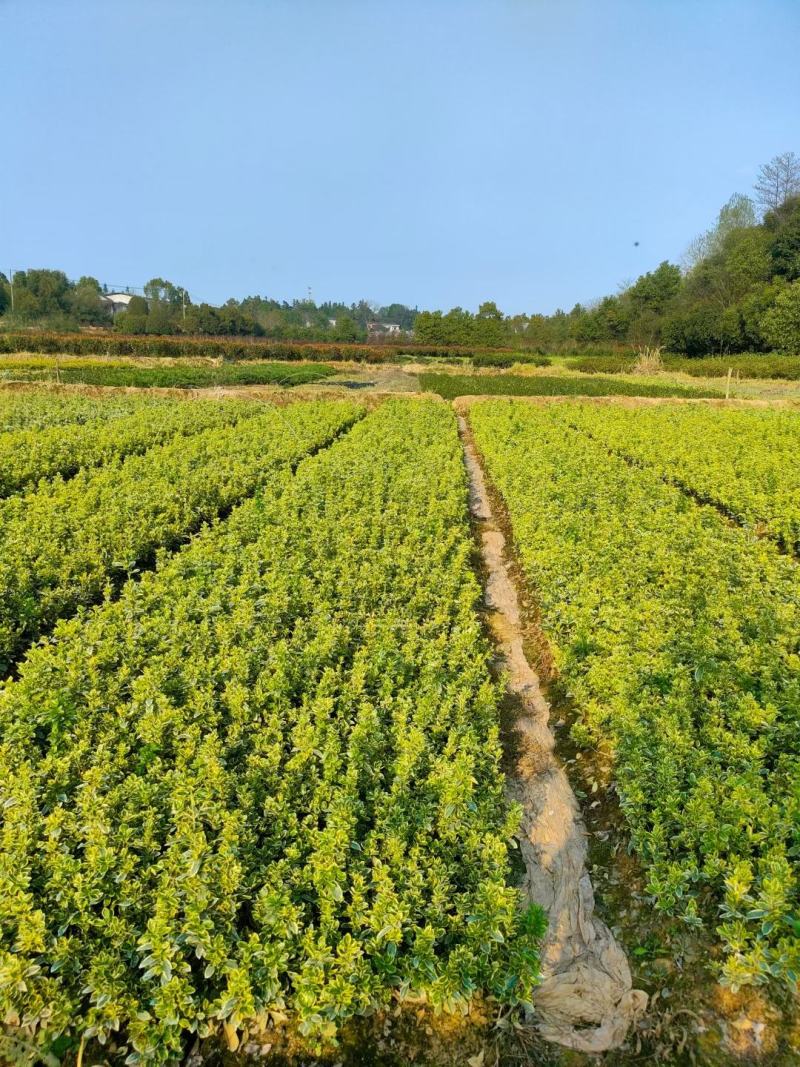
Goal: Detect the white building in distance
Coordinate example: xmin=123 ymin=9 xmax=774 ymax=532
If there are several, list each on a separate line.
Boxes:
xmin=101 ymin=292 xmax=138 ymax=315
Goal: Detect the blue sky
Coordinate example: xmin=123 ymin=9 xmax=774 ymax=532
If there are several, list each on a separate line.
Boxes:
xmin=1 ymin=0 xmax=798 ymax=313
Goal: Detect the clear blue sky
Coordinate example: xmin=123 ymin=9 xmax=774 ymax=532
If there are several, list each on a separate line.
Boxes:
xmin=2 ymin=0 xmax=798 ymax=314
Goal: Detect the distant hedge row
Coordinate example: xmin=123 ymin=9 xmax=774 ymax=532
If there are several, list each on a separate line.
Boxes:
xmin=668 ymin=354 xmax=800 ymax=380
xmin=0 ymin=358 xmax=337 ymax=389
xmin=419 ymin=373 xmax=722 ymax=400
xmin=0 ymin=331 xmax=514 ymax=364
xmin=471 ymin=351 xmax=551 ymax=368
xmin=568 ymin=352 xmax=800 ymax=380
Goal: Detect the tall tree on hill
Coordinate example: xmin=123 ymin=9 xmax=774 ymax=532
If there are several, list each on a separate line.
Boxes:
xmin=766 ymin=196 xmax=800 ymax=281
xmin=684 ymin=193 xmax=757 ymax=268
xmin=754 ymin=152 xmax=800 ymax=215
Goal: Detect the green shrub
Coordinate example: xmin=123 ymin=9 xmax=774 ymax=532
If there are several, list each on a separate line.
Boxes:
xmin=0 ymin=359 xmax=337 ymax=389
xmin=472 ymin=352 xmax=551 ymax=368
xmin=0 ymin=332 xmax=516 ymax=365
xmin=419 ymin=373 xmax=722 ymax=400
xmin=666 ymin=354 xmax=800 ymax=379
xmin=0 ymin=400 xmax=544 ymax=1061
xmin=566 ymin=355 xmax=633 ymax=374
xmin=471 ymin=401 xmax=800 ymax=990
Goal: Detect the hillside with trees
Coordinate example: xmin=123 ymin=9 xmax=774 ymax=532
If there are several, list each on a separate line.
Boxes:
xmin=413 ymin=152 xmax=800 ymax=356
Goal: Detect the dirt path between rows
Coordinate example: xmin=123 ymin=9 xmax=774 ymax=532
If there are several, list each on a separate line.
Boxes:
xmin=456 ymin=414 xmax=648 ymax=1054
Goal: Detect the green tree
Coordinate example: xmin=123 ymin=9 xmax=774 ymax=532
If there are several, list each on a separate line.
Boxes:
xmin=767 ymin=196 xmax=800 ymax=280
xmin=626 ymin=261 xmax=682 ymax=315
xmin=115 ymin=295 xmax=149 ymax=334
xmin=620 ymin=261 xmax=682 ymax=343
xmin=143 ymin=278 xmax=183 ymax=306
xmin=737 ymin=279 xmax=788 ymax=349
xmin=413 ymin=310 xmax=446 ymax=344
xmin=474 ymin=301 xmax=505 ymax=345
xmin=661 ymin=305 xmax=736 ymax=356
xmin=684 ymin=193 xmax=757 ymax=267
xmin=762 ymin=280 xmax=800 ymax=351
xmin=70 ymin=276 xmax=110 ymax=325
xmin=11 ymin=269 xmax=71 ymax=319
xmin=183 ymin=303 xmax=222 ymax=335
xmin=142 ymin=277 xmax=188 ymax=334
xmin=574 ymin=296 xmax=630 ymax=343
xmin=333 ymin=314 xmax=360 ymax=342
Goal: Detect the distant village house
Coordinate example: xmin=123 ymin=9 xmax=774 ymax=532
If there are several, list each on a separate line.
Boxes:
xmin=100 ymin=292 xmax=137 ymax=315
xmin=367 ymin=321 xmax=403 ymax=339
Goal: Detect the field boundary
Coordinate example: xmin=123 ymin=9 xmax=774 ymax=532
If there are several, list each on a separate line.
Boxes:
xmin=453 ymin=392 xmax=800 ymax=410
xmin=457 ymin=413 xmax=647 ymax=1053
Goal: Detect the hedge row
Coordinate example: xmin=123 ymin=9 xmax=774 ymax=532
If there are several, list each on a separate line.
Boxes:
xmin=0 ymin=359 xmax=337 ymax=389
xmin=419 ymin=372 xmax=723 ymax=400
xmin=0 ymin=332 xmax=513 ymax=365
xmin=0 ymin=400 xmax=361 ymax=674
xmin=668 ymin=354 xmax=800 ymax=380
xmin=567 ymin=353 xmax=800 ymax=380
xmin=471 ymin=352 xmax=551 ymax=368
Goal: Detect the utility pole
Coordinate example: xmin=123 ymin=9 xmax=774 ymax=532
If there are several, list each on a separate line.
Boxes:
xmin=8 ymin=269 xmax=14 ymax=314
xmin=182 ymin=289 xmax=186 ymax=323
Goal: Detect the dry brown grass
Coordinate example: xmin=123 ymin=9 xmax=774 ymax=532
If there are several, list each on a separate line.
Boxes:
xmin=632 ymin=346 xmax=664 ymax=374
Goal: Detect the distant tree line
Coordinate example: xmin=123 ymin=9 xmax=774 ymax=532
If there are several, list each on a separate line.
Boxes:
xmin=0 ymin=272 xmax=419 ymax=343
xmin=415 ymin=152 xmax=800 ymax=356
xmin=3 ymin=152 xmax=799 ymax=355
xmin=0 ymin=272 xmax=113 ymax=328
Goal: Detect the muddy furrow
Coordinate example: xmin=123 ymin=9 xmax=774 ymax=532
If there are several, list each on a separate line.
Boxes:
xmin=457 ymin=414 xmax=647 ymax=1054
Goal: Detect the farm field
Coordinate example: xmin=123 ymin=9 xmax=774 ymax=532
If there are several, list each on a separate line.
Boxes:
xmin=0 ymin=393 xmax=544 ymax=1066
xmin=566 ymin=353 xmax=800 ymax=380
xmin=6 ymin=352 xmax=800 ymax=404
xmin=469 ymin=400 xmax=800 ymax=994
xmin=0 ymin=397 xmax=362 ymax=675
xmin=1 ymin=384 xmax=800 ymax=1065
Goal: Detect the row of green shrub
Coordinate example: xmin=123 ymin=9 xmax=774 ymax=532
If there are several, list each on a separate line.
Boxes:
xmin=0 ymin=359 xmax=337 ymax=389
xmin=668 ymin=354 xmax=800 ymax=379
xmin=419 ymin=373 xmax=722 ymax=400
xmin=0 ymin=331 xmax=513 ymax=365
xmin=9 ymin=331 xmax=798 ymax=379
xmin=471 ymin=351 xmax=551 ymax=368
xmin=567 ymin=352 xmax=800 ymax=379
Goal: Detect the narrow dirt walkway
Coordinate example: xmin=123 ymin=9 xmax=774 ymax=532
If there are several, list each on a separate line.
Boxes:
xmin=457 ymin=414 xmax=647 ymax=1054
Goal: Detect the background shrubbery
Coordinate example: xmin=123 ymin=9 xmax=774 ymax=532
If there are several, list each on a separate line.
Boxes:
xmin=471 ymin=351 xmax=551 ymax=368
xmin=419 ymin=372 xmax=722 ymax=400
xmin=567 ymin=351 xmax=800 ymax=379
xmin=0 ymin=332 xmax=509 ymax=365
xmin=0 ymin=358 xmax=338 ymax=389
